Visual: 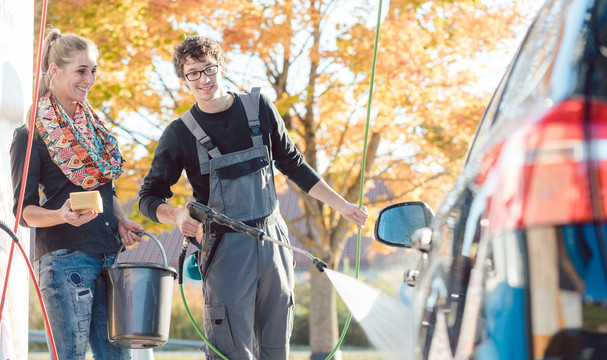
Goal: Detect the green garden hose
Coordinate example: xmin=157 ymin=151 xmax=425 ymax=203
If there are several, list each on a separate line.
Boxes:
xmin=178 ymin=239 xmax=229 ymax=360
xmin=324 ymin=0 xmax=383 ymax=358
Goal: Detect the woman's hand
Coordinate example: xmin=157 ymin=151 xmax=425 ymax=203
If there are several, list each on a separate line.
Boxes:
xmin=113 ymin=196 xmax=144 ymax=246
xmin=117 ymin=218 xmax=144 ymax=247
xmin=60 ymin=199 xmax=98 ymax=227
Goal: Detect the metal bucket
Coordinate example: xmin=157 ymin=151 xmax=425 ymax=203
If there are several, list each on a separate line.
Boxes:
xmin=103 ymin=232 xmax=178 ymax=349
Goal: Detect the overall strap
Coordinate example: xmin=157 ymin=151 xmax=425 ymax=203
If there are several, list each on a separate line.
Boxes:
xmin=240 ymin=87 xmax=263 ymax=146
xmin=181 ymin=109 xmax=221 ymax=175
xmin=181 ymin=110 xmax=222 ymax=158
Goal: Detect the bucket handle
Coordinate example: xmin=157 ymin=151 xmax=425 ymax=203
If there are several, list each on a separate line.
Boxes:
xmin=113 ymin=231 xmax=168 ymax=267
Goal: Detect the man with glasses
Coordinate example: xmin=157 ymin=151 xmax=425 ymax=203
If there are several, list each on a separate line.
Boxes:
xmin=139 ymin=35 xmax=368 ymax=360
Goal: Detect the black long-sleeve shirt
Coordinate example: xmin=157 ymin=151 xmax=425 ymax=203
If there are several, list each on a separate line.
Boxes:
xmin=138 ymin=92 xmax=321 ymax=222
xmin=10 ymin=125 xmax=122 ymax=260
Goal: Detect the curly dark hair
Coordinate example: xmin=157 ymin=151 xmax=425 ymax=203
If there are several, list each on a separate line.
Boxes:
xmin=172 ymin=36 xmax=226 ymax=79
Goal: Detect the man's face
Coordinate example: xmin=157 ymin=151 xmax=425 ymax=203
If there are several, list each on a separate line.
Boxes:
xmin=180 ymin=56 xmax=225 ymax=103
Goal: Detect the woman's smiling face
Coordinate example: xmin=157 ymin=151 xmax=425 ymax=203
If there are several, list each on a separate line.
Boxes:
xmin=50 ymin=49 xmax=97 ymax=111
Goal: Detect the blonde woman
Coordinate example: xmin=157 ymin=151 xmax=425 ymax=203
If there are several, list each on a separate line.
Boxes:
xmin=10 ymin=29 xmax=142 ymax=360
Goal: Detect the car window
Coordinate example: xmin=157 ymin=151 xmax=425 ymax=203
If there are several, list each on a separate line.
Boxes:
xmin=494 ymin=0 xmax=569 ymax=124
xmin=466 ymin=0 xmax=572 ymax=166
xmin=464 ymin=66 xmax=512 ymax=164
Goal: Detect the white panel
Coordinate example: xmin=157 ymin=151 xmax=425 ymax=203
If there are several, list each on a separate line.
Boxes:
xmin=0 ymin=1 xmax=34 ymax=359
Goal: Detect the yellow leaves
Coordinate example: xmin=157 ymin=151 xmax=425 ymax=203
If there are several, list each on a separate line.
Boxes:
xmin=329 ymin=0 xmax=522 ymax=198
xmin=274 ymin=91 xmax=300 ymax=117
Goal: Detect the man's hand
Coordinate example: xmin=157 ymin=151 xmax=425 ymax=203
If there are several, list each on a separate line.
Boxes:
xmin=339 ymin=202 xmax=369 ymax=229
xmin=175 ymin=208 xmax=202 ymax=237
xmin=308 ymin=180 xmax=369 ymax=229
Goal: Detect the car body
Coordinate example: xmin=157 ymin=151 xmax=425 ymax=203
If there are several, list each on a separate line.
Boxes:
xmin=373 ymin=0 xmax=607 ymax=359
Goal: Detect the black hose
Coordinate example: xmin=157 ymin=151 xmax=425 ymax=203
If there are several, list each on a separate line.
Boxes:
xmin=177 ymin=241 xmax=188 ymax=285
xmin=0 ymin=221 xmax=19 ymax=243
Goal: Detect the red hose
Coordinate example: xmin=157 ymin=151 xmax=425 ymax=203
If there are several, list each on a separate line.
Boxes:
xmin=0 ymin=0 xmax=59 ymax=358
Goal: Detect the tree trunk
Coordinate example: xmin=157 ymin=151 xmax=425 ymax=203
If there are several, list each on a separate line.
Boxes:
xmin=308 ymin=262 xmax=343 ymax=360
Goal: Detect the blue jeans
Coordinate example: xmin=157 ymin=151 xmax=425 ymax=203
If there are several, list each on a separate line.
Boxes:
xmin=35 ymin=249 xmax=131 ymax=360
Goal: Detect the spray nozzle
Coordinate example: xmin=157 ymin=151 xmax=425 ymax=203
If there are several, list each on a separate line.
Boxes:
xmin=313 ymin=258 xmax=328 ymax=273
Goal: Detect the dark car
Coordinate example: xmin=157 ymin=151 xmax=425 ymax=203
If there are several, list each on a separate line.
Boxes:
xmin=373 ymin=0 xmax=607 ymax=359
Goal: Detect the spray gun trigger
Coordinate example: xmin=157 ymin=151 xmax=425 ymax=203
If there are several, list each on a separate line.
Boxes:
xmin=187 ymin=236 xmax=203 ymax=250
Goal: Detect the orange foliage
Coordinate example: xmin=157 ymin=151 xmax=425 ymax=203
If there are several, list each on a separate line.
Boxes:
xmin=36 ymin=0 xmax=524 ymax=258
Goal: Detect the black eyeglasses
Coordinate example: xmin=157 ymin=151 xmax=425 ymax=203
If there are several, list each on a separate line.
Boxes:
xmin=184 ymin=65 xmax=219 ymax=81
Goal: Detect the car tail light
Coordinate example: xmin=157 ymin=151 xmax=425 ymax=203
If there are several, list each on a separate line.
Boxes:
xmin=486 ymin=99 xmax=607 ymax=230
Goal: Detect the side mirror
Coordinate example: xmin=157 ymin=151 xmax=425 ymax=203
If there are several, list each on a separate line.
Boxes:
xmin=374 ymin=201 xmax=434 ymax=248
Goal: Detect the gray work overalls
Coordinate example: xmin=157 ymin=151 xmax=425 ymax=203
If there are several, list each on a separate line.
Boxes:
xmin=181 ymin=88 xmax=295 ymax=360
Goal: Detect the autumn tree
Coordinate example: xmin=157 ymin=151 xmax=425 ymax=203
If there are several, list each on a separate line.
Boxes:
xmin=36 ymin=0 xmax=525 ymax=357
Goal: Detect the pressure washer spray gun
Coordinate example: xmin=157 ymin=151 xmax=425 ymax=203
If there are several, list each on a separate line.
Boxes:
xmin=177 ymin=201 xmax=327 ymax=283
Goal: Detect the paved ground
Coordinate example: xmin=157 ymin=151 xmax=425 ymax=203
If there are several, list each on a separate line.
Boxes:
xmin=29 ymin=350 xmax=384 ymax=360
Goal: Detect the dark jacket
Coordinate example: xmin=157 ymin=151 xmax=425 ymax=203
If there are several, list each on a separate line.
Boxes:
xmin=11 ymin=125 xmax=122 ymax=260
xmin=139 ymin=92 xmax=321 ymax=222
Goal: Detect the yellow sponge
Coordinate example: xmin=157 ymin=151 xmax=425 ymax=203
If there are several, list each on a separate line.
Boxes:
xmin=70 ymin=191 xmax=103 ymax=213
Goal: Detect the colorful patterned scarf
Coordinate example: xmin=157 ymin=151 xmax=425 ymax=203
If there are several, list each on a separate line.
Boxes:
xmin=35 ymin=92 xmax=124 ymax=190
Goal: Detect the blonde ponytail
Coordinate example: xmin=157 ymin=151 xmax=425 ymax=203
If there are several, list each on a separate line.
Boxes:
xmin=25 ymin=27 xmax=98 ymax=133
